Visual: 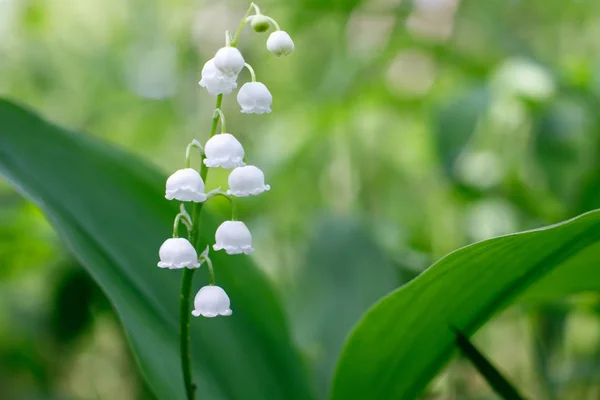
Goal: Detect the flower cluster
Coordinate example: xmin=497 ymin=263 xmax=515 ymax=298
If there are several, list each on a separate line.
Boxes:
xmin=157 ymin=3 xmax=292 ymax=319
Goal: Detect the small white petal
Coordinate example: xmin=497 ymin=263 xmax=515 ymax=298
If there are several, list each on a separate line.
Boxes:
xmin=227 ymin=165 xmax=270 ymax=197
xmin=165 ymin=168 xmax=207 ymax=202
xmin=199 ymin=58 xmax=238 ymax=95
xmin=158 ymin=238 xmax=201 ymax=269
xmin=213 ymin=220 xmax=253 ymax=255
xmin=237 ymin=82 xmax=272 ymax=114
xmin=266 ymin=31 xmax=294 ymax=57
xmin=191 ymin=285 xmax=232 ymax=317
xmin=213 ymin=47 xmax=245 ymax=75
xmin=203 ymin=133 xmax=245 ymax=169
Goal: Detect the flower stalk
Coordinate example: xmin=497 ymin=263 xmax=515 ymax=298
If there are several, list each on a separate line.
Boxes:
xmin=160 ymin=3 xmax=291 ymax=398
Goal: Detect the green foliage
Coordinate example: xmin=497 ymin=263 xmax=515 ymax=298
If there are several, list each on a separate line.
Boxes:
xmin=331 ymin=209 xmax=600 ymax=399
xmin=0 ymin=100 xmax=314 ymax=400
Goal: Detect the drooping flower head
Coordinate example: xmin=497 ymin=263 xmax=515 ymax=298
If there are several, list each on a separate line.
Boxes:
xmin=213 ymin=47 xmax=245 ymax=75
xmin=237 ymin=82 xmax=272 ymax=114
xmin=158 ymin=238 xmax=201 ymax=269
xmin=204 ymin=133 xmax=245 ymax=169
xmin=266 ymin=31 xmax=294 ymax=57
xmin=192 ymin=285 xmax=232 ymax=317
xmin=213 ymin=220 xmax=253 ymax=255
xmin=227 ymin=165 xmax=270 ymax=197
xmin=199 ymin=59 xmax=238 ymax=95
xmin=165 ymin=168 xmax=207 ymax=202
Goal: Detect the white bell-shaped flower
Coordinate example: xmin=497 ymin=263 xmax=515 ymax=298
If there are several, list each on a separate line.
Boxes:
xmin=227 ymin=165 xmax=271 ymax=197
xmin=213 ymin=220 xmax=253 ymax=255
xmin=203 ymin=133 xmax=245 ymax=169
xmin=213 ymin=47 xmax=245 ymax=75
xmin=266 ymin=31 xmax=294 ymax=57
xmin=158 ymin=238 xmax=201 ymax=269
xmin=165 ymin=168 xmax=207 ymax=202
xmin=192 ymin=285 xmax=232 ymax=317
xmin=237 ymin=82 xmax=272 ymax=114
xmin=199 ymin=58 xmax=238 ymax=95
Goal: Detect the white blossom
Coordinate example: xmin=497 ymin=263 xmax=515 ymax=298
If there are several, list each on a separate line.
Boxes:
xmin=213 ymin=47 xmax=245 ymax=75
xmin=191 ymin=285 xmax=232 ymax=317
xmin=165 ymin=168 xmax=207 ymax=202
xmin=266 ymin=31 xmax=294 ymax=56
xmin=158 ymin=238 xmax=200 ymax=269
xmin=213 ymin=220 xmax=253 ymax=255
xmin=237 ymin=82 xmax=272 ymax=114
xmin=199 ymin=58 xmax=238 ymax=95
xmin=204 ymin=133 xmax=245 ymax=169
xmin=227 ymin=165 xmax=270 ymax=197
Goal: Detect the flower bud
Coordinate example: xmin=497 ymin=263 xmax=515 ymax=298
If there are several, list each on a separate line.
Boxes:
xmin=199 ymin=58 xmax=238 ymax=96
xmin=165 ymin=168 xmax=207 ymax=202
xmin=204 ymin=133 xmax=245 ymax=169
xmin=158 ymin=238 xmax=201 ymax=269
xmin=250 ymin=15 xmax=271 ymax=33
xmin=213 ymin=47 xmax=245 ymax=75
xmin=266 ymin=31 xmax=294 ymax=57
xmin=213 ymin=220 xmax=253 ymax=255
xmin=237 ymin=82 xmax=272 ymax=114
xmin=227 ymin=165 xmax=270 ymax=197
xmin=192 ymin=285 xmax=232 ymax=317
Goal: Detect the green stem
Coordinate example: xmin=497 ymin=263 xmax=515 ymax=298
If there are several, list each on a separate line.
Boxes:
xmin=263 ymin=15 xmax=280 ymax=31
xmin=213 ymin=108 xmax=227 ymax=133
xmin=207 ymin=191 xmax=238 ymax=220
xmin=244 ymin=63 xmax=257 ymax=82
xmin=231 ymin=3 xmax=255 ymax=47
xmin=180 ymin=268 xmax=196 ymax=400
xmin=179 ymin=93 xmax=223 ymax=400
xmin=205 ymin=257 xmax=216 ymax=285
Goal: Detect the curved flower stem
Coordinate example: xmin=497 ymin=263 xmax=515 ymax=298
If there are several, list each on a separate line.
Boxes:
xmin=185 ymin=139 xmax=204 ymax=169
xmin=263 ymin=16 xmax=280 ymax=31
xmin=204 ymin=256 xmax=216 ymax=285
xmin=213 ymin=108 xmax=227 ymax=133
xmin=173 ymin=213 xmax=193 ymax=237
xmin=207 ymin=191 xmax=238 ymax=220
xmin=244 ymin=63 xmax=257 ymax=82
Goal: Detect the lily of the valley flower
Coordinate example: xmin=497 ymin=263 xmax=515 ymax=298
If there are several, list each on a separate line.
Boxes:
xmin=213 ymin=47 xmax=245 ymax=75
xmin=191 ymin=285 xmax=232 ymax=317
xmin=165 ymin=168 xmax=207 ymax=202
xmin=158 ymin=238 xmax=201 ymax=269
xmin=199 ymin=59 xmax=238 ymax=95
xmin=266 ymin=31 xmax=294 ymax=56
xmin=237 ymin=82 xmax=272 ymax=114
xmin=204 ymin=133 xmax=245 ymax=169
xmin=227 ymin=165 xmax=270 ymax=197
xmin=213 ymin=220 xmax=253 ymax=255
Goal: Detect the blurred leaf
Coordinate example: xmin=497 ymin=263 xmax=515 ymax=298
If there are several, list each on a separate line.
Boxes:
xmin=286 ymin=216 xmax=400 ymax=397
xmin=331 ymin=210 xmax=600 ymax=399
xmin=50 ymin=262 xmax=101 ymax=344
xmin=0 ymin=100 xmax=314 ymax=400
xmin=433 ymin=86 xmax=489 ymax=176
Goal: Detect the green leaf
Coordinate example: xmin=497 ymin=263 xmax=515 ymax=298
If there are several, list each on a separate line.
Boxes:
xmin=331 ymin=210 xmax=600 ymax=399
xmin=0 ymin=99 xmax=314 ymax=400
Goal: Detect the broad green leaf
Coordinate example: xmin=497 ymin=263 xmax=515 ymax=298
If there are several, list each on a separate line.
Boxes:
xmin=285 ymin=217 xmax=401 ymax=397
xmin=0 ymin=100 xmax=314 ymax=400
xmin=331 ymin=210 xmax=600 ymax=399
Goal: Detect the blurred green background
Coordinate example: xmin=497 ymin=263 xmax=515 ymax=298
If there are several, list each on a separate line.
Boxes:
xmin=2 ymin=0 xmax=600 ymax=398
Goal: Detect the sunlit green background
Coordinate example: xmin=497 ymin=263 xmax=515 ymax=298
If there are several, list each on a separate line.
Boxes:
xmin=2 ymin=0 xmax=600 ymax=398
